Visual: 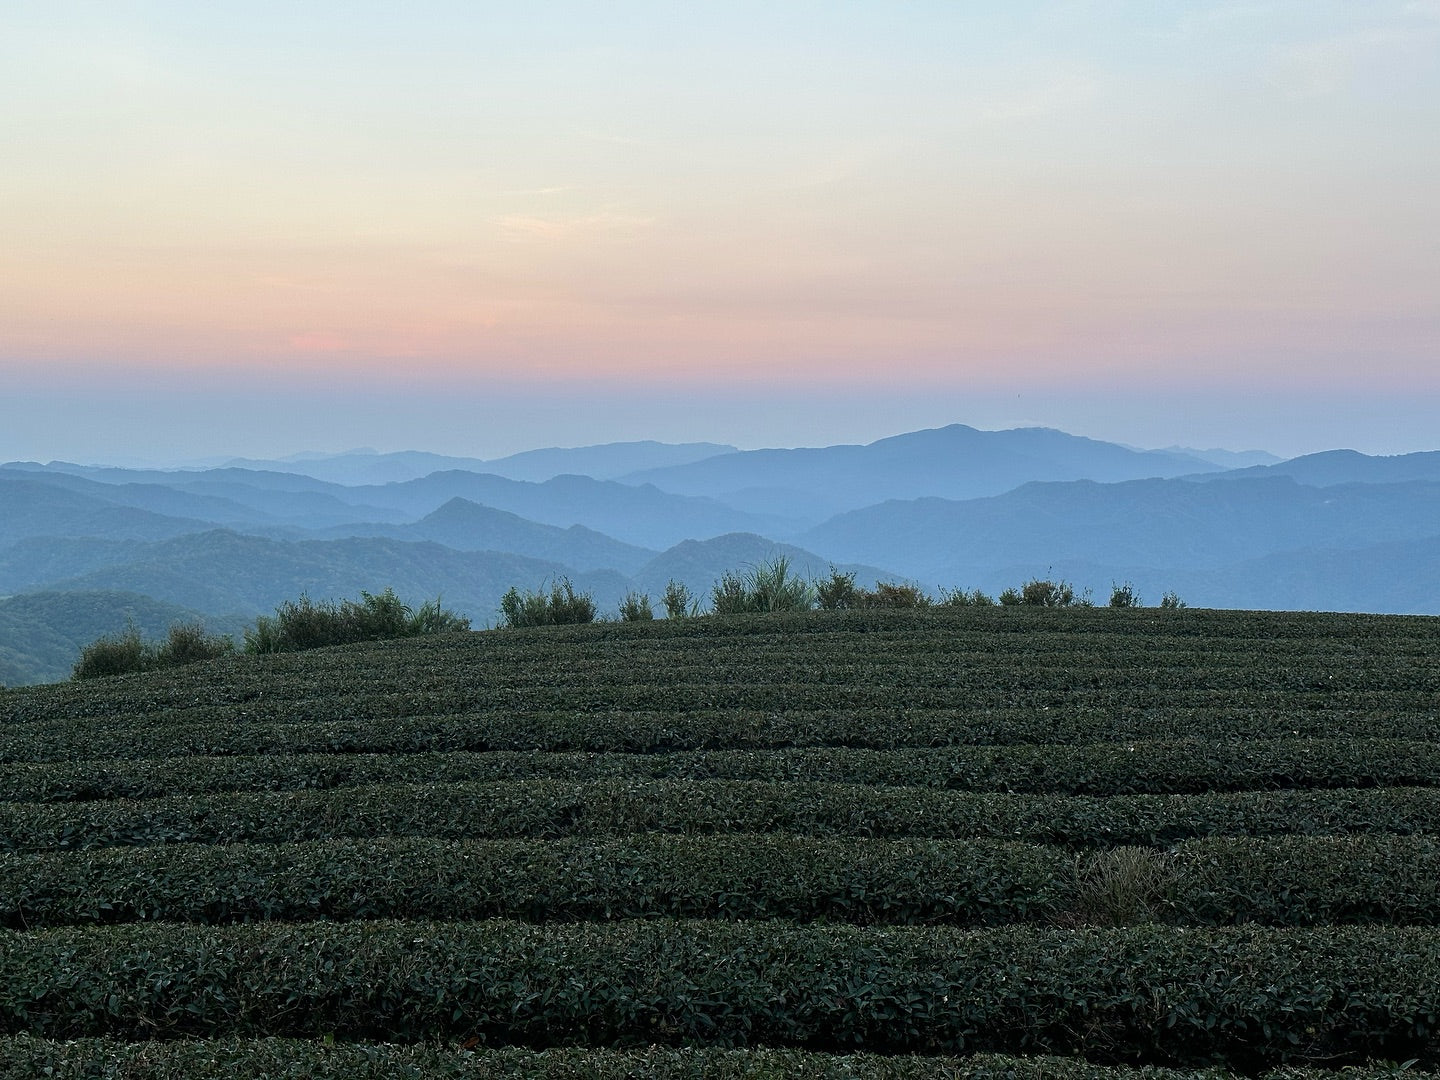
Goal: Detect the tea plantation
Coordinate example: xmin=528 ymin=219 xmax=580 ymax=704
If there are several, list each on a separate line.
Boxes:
xmin=1 ymin=607 xmax=1438 ymax=1078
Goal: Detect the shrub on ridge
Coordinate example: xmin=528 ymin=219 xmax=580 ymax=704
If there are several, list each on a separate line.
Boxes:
xmin=74 ymin=621 xmax=235 ymax=681
xmin=712 ymin=557 xmax=815 ymax=615
xmin=499 ymin=578 xmax=597 ymax=628
xmin=245 ymin=588 xmax=470 ymax=653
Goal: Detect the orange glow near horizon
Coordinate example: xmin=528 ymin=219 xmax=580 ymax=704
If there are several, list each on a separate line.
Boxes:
xmin=1 ymin=4 xmax=1437 ymax=399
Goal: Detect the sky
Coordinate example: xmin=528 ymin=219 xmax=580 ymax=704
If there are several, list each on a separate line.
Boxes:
xmin=2 ymin=1 xmax=1437 ymax=464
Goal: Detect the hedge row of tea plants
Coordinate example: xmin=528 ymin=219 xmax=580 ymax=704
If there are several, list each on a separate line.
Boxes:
xmin=16 ymin=608 xmax=1437 ymax=727
xmin=6 ymin=1038 xmax=1421 ymax=1080
xmin=6 ymin=606 xmax=1440 ymax=1072
xmin=6 ymin=833 xmax=1440 ymax=931
xmin=4 ymin=736 xmax=1437 ymax=804
xmin=9 ymin=696 xmax=1440 ymax=767
xmin=4 ymin=919 xmax=1439 ymax=1066
xmin=0 ymin=834 xmax=1072 ymax=928
xmin=4 ymin=779 xmax=1440 ymax=854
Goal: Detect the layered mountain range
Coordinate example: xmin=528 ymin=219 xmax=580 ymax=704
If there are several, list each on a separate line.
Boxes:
xmin=2 ymin=424 xmax=1435 ymax=684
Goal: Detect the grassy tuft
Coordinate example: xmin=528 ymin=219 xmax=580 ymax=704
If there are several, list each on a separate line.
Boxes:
xmin=499 ymin=579 xmax=597 ymax=628
xmin=1075 ymin=846 xmax=1178 ymax=926
xmin=662 ymin=580 xmax=697 ymax=619
xmin=617 ymin=592 xmax=654 ymax=622
xmin=246 ymin=589 xmax=469 ymax=653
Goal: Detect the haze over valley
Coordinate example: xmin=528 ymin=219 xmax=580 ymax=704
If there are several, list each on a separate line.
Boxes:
xmin=3 ymin=422 xmax=1436 ymax=685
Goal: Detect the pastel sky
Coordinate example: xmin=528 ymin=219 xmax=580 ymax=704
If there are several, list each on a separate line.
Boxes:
xmin=2 ymin=1 xmax=1437 ymax=463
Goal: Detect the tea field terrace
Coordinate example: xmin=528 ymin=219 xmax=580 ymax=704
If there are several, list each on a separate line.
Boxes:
xmin=1 ymin=606 xmax=1438 ymax=1077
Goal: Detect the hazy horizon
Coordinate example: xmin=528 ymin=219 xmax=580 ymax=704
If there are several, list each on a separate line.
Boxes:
xmin=1 ymin=390 xmax=1433 ymax=471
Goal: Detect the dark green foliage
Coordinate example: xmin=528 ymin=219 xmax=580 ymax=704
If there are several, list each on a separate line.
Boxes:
xmin=662 ymin=579 xmax=696 ymax=618
xmin=815 ymin=567 xmax=860 ymax=610
xmin=499 ymin=578 xmax=597 ymax=628
xmin=1021 ymin=577 xmax=1079 ymax=607
xmin=3 ymin=919 xmax=1440 ymax=1066
xmin=0 ymin=1039 xmax=1295 ymax=1080
xmin=242 ymin=588 xmax=468 ymax=653
xmin=73 ymin=621 xmax=234 ymax=680
xmin=7 ymin=606 xmax=1440 ymax=1073
xmin=864 ymin=582 xmax=931 ymax=608
xmin=4 ymin=778 xmax=1439 ymax=854
xmin=1161 ymin=591 xmax=1188 ymax=610
xmin=711 ymin=556 xmax=815 ymax=614
xmin=7 ymin=736 xmax=1440 ymax=804
xmin=710 ymin=570 xmax=752 ymax=614
xmin=244 ymin=587 xmax=466 ymax=653
xmin=1110 ymin=582 xmax=1142 ymax=608
xmin=816 ymin=569 xmax=930 ymax=610
xmin=0 ymin=834 xmax=1073 ymax=929
xmin=11 ymin=833 xmax=1440 ymax=932
xmin=938 ymin=587 xmax=996 ymax=607
xmin=617 ymin=591 xmax=654 ymax=621
xmin=12 ymin=609 xmax=1440 ymax=764
xmin=155 ymin=621 xmax=236 ymax=667
xmin=13 ymin=699 xmax=1440 ymax=766
xmin=71 ymin=626 xmax=150 ymax=680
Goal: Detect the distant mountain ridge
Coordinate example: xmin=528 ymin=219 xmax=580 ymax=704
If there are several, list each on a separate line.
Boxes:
xmin=217 ymin=440 xmax=737 ymax=485
xmin=620 ymin=424 xmax=1223 ymax=527
xmin=1196 ymin=449 xmax=1440 ymax=487
xmin=317 ymin=497 xmax=658 ymax=574
xmin=35 ymin=529 xmax=630 ymax=624
xmin=5 ymin=424 xmax=1440 ymax=683
xmin=1156 ymin=446 xmax=1282 ymax=469
xmin=1 ymin=463 xmax=788 ymax=549
xmin=800 ymin=474 xmax=1440 ymax=605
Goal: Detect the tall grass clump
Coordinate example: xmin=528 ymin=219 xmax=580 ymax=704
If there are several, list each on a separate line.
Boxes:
xmin=1074 ymin=846 xmax=1178 ymax=926
xmin=245 ymin=588 xmax=470 ymax=653
xmin=712 ymin=557 xmax=815 ymax=615
xmin=815 ymin=568 xmax=861 ymax=611
xmin=1160 ymin=591 xmax=1188 ymax=610
xmin=499 ymin=578 xmax=597 ymax=628
xmin=816 ymin=568 xmax=933 ymax=610
xmin=864 ymin=582 xmax=931 ymax=609
xmin=408 ymin=597 xmax=472 ymax=636
xmin=72 ymin=626 xmax=151 ymax=681
xmin=1109 ymin=582 xmax=1142 ymax=608
xmin=617 ymin=592 xmax=654 ymax=621
xmin=662 ymin=580 xmax=698 ymax=619
xmin=74 ymin=621 xmax=235 ymax=680
xmin=938 ymin=587 xmax=996 ymax=607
